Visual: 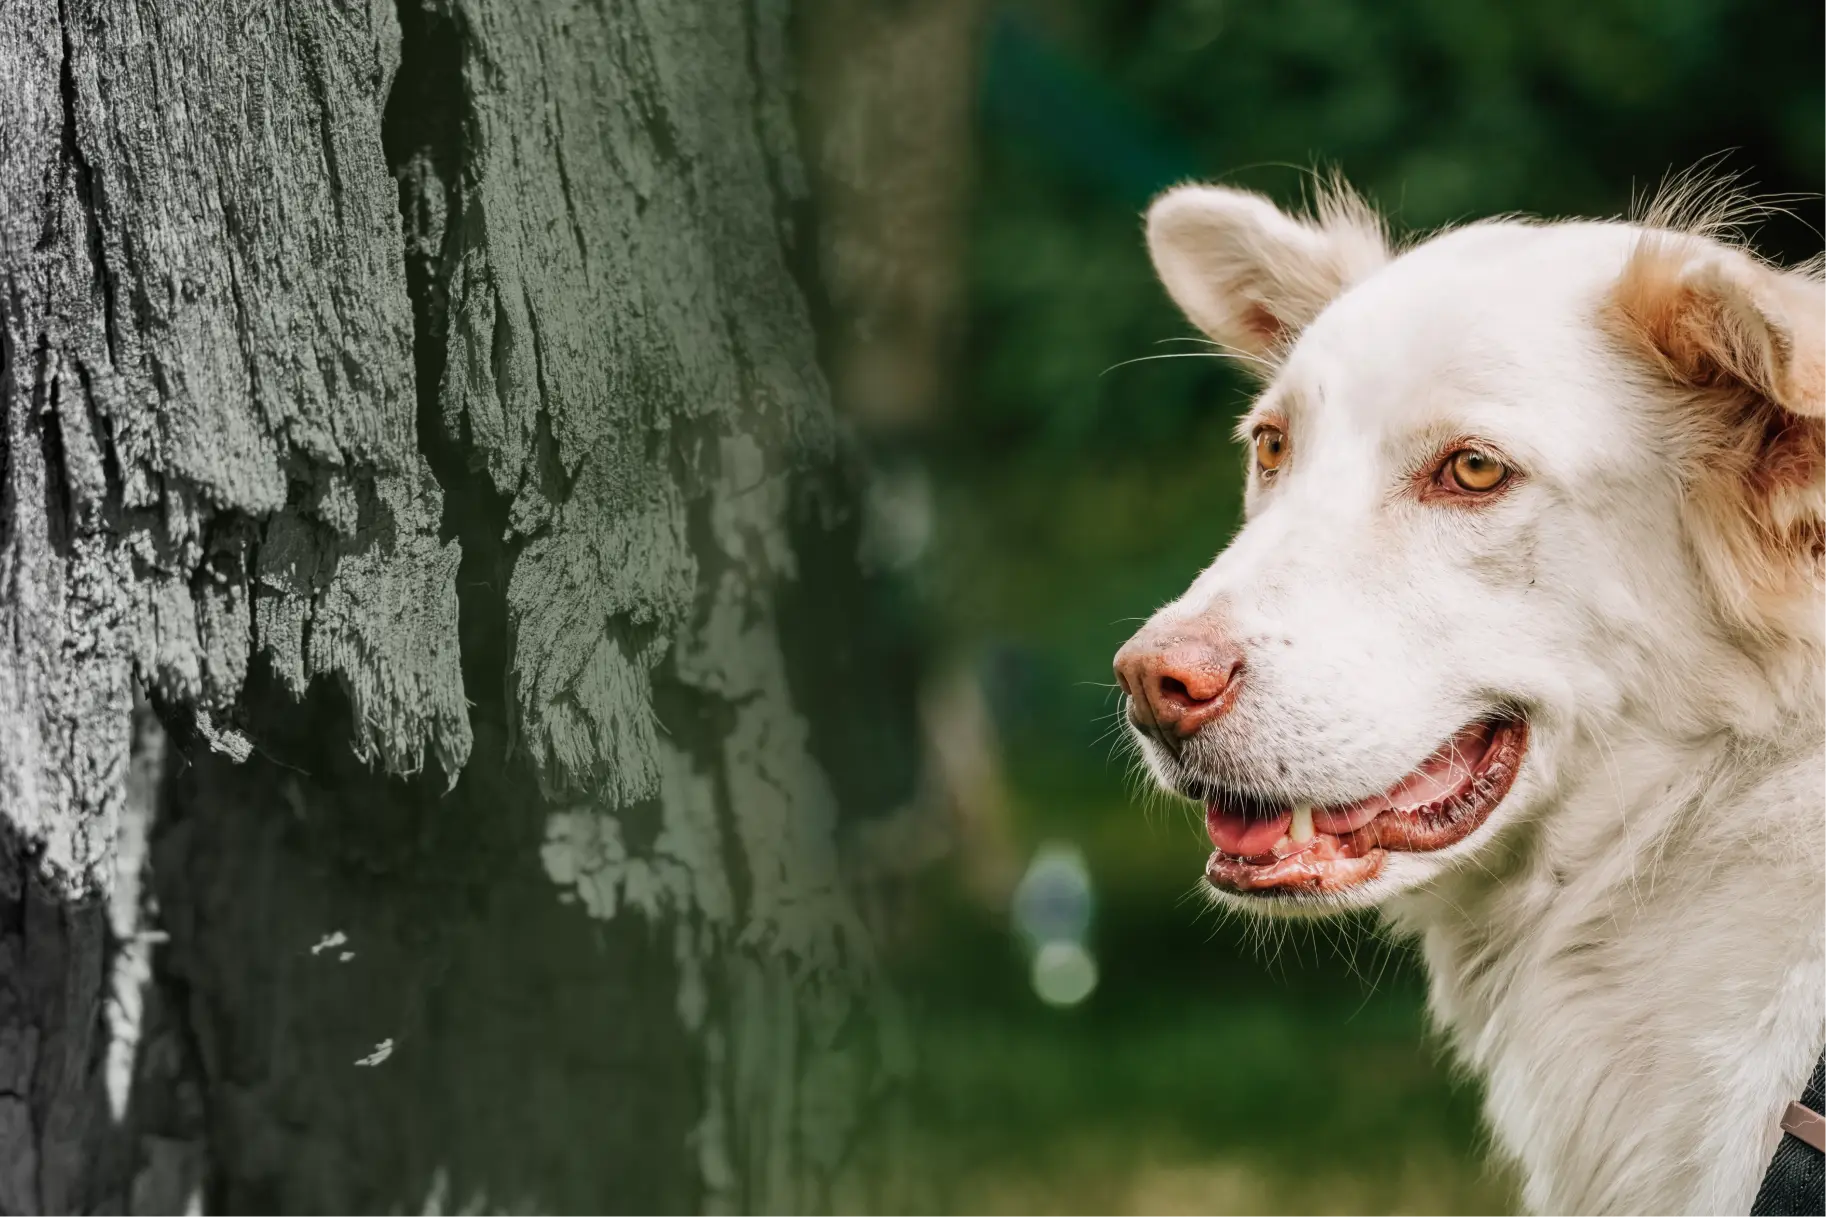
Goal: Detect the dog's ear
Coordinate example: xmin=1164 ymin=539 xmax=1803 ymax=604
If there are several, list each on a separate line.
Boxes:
xmin=1609 ymin=235 xmax=1825 ymax=638
xmin=1145 ymin=184 xmax=1388 ymax=365
xmin=1613 ymin=237 xmax=1824 ymax=424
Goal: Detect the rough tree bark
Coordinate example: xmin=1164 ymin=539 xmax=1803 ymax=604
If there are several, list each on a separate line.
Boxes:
xmin=0 ymin=0 xmax=919 ymax=1210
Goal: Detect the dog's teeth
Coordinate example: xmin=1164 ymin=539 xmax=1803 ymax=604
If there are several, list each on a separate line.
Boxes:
xmin=1291 ymin=804 xmax=1315 ymax=844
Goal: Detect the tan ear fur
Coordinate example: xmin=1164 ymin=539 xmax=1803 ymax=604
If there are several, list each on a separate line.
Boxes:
xmin=1145 ymin=182 xmax=1388 ymax=367
xmin=1614 ymin=239 xmax=1823 ymax=416
xmin=1608 ymin=232 xmax=1825 ymax=641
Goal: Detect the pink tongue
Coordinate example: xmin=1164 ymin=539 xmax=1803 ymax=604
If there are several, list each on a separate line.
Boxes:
xmin=1206 ymin=805 xmax=1292 ymax=855
xmin=1311 ymin=721 xmax=1488 ymax=833
xmin=1204 ymin=722 xmax=1493 ymax=851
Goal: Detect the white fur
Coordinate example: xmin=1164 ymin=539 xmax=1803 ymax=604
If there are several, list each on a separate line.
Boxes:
xmin=1127 ymin=185 xmax=1825 ymax=1214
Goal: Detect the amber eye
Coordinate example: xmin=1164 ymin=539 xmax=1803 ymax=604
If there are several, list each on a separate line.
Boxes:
xmin=1446 ymin=448 xmax=1509 ymax=493
xmin=1254 ymin=426 xmax=1288 ymax=475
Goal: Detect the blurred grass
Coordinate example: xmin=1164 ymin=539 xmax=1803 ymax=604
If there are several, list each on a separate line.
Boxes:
xmin=951 ymin=1146 xmax=1510 ymax=1216
xmin=899 ymin=857 xmax=1519 ymax=1215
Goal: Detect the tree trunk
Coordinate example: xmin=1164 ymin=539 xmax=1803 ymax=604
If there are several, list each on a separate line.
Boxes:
xmin=0 ymin=0 xmax=917 ymax=1210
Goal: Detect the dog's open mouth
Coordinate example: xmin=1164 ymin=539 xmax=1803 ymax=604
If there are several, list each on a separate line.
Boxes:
xmin=1204 ymin=717 xmax=1528 ymax=895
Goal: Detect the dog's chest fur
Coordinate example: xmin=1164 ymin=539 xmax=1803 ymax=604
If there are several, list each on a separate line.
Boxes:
xmin=1388 ymin=731 xmax=1825 ymax=1215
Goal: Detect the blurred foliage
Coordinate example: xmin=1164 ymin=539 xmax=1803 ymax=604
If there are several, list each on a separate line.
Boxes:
xmin=965 ymin=0 xmax=1822 ymax=452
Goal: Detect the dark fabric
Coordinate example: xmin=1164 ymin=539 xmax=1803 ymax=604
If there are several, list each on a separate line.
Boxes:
xmin=1752 ymin=1047 xmax=1826 ymax=1216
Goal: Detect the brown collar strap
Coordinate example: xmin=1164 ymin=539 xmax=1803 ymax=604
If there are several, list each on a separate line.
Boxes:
xmin=1752 ymin=1047 xmax=1826 ymax=1215
xmin=1782 ymin=1101 xmax=1826 ymax=1154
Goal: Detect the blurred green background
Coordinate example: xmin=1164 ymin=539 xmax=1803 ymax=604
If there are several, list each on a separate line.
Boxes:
xmin=871 ymin=1 xmax=1822 ymax=1211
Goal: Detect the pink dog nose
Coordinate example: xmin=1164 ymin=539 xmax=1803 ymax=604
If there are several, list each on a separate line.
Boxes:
xmin=1113 ymin=620 xmax=1245 ymax=739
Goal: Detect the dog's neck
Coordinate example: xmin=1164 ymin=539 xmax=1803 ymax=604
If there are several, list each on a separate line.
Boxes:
xmin=1384 ymin=700 xmax=1825 ymax=1214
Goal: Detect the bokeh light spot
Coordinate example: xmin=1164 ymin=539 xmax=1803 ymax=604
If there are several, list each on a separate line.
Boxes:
xmin=1031 ymin=940 xmax=1098 ymax=1008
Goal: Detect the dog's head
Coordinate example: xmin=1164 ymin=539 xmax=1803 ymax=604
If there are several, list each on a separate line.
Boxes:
xmin=1118 ymin=180 xmax=1823 ymax=911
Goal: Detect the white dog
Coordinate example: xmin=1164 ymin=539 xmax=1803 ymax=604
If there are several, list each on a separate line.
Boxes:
xmin=1115 ymin=176 xmax=1823 ymax=1214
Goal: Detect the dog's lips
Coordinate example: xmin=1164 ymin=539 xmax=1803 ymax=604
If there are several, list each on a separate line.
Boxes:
xmin=1206 ymin=832 xmax=1388 ymax=893
xmin=1204 ymin=717 xmax=1528 ymax=896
